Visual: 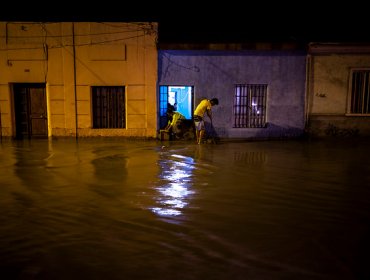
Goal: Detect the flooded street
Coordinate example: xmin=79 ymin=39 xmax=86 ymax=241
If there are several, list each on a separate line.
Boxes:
xmin=0 ymin=137 xmax=369 ymax=280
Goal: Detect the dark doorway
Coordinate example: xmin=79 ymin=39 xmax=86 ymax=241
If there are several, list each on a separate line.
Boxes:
xmin=13 ymin=83 xmax=47 ymax=139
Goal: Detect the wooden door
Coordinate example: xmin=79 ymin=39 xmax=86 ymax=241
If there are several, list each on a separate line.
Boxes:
xmin=14 ymin=84 xmax=47 ymax=139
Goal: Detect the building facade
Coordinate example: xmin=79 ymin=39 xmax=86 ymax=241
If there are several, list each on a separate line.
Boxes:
xmin=0 ymin=22 xmax=158 ymax=139
xmin=158 ymin=47 xmax=307 ymax=140
xmin=306 ymin=43 xmax=370 ymax=137
xmin=2 ymin=22 xmax=369 ymax=141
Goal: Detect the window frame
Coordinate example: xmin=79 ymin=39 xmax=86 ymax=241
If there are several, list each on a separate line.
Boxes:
xmin=346 ymin=68 xmax=370 ymax=116
xmin=91 ymin=86 xmax=126 ymax=129
xmin=233 ymin=84 xmax=268 ymax=128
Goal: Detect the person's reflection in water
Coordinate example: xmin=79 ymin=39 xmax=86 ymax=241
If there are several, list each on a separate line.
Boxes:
xmin=151 ymin=151 xmax=195 ymax=217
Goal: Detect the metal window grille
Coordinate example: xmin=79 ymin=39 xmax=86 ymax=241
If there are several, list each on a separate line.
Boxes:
xmin=159 ymin=86 xmax=169 ymax=128
xmin=159 ymin=86 xmax=169 ymax=117
xmin=351 ymin=70 xmax=370 ymax=114
xmin=92 ymin=86 xmax=126 ymax=128
xmin=233 ymin=84 xmax=267 ymax=128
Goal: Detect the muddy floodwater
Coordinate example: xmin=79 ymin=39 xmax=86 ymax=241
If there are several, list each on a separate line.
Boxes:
xmin=0 ymin=137 xmax=369 ymax=280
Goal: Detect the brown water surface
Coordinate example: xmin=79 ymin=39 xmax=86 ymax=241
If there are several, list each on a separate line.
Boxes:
xmin=0 ymin=138 xmax=369 ymax=279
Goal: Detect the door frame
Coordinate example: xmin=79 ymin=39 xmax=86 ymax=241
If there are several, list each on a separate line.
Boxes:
xmin=158 ymin=85 xmax=194 ymax=129
xmin=12 ymin=83 xmax=48 ymax=139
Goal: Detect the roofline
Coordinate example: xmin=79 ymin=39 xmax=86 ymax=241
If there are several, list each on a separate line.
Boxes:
xmin=308 ymin=42 xmax=370 ymax=54
xmin=158 ymin=42 xmax=307 ymax=51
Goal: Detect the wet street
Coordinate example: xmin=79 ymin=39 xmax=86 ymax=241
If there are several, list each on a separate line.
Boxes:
xmin=0 ymin=137 xmax=369 ymax=280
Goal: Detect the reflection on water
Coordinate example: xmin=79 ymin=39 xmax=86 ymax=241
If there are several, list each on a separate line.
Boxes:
xmin=151 ymin=154 xmax=195 ymax=216
xmin=0 ymin=138 xmax=370 ymax=279
xmin=233 ymin=149 xmax=267 ymax=165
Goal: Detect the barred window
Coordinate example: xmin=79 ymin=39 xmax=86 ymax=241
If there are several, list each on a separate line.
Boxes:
xmin=233 ymin=84 xmax=267 ymax=128
xmin=349 ymin=70 xmax=370 ymax=114
xmin=92 ymin=86 xmax=126 ymax=128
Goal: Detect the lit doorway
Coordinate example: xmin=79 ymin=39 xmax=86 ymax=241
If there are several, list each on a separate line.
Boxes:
xmin=159 ymin=85 xmax=194 ymax=129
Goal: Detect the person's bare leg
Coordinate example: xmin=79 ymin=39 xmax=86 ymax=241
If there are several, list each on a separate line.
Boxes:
xmin=199 ymin=129 xmax=205 ymax=144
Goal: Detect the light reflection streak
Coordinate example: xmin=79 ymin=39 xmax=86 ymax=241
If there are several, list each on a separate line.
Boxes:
xmin=150 ymin=154 xmax=195 ymax=217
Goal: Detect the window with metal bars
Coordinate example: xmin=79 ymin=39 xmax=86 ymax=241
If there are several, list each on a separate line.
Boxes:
xmin=349 ymin=70 xmax=370 ymax=114
xmin=92 ymin=86 xmax=126 ymax=128
xmin=233 ymin=84 xmax=267 ymax=128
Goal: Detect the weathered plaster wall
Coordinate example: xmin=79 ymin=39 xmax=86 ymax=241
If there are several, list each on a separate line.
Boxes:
xmin=158 ymin=50 xmax=307 ymax=139
xmin=0 ymin=22 xmax=158 ymax=138
xmin=307 ymin=54 xmax=370 ymax=137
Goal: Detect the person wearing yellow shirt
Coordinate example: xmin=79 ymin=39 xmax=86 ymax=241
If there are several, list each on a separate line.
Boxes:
xmin=193 ymin=98 xmax=219 ymax=144
xmin=163 ymin=108 xmax=186 ymax=139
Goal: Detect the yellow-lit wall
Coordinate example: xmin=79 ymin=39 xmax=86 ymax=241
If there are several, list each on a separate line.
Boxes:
xmin=0 ymin=22 xmax=158 ymax=138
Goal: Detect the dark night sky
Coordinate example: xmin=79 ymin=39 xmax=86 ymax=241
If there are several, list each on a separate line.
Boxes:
xmin=156 ymin=5 xmax=370 ymax=44
xmin=1 ymin=2 xmax=369 ymax=44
